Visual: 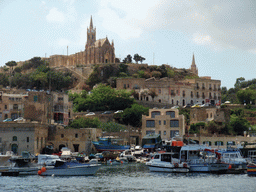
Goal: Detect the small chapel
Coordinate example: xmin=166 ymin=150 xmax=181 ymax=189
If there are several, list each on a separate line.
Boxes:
xmin=85 ymin=16 xmax=115 ymax=64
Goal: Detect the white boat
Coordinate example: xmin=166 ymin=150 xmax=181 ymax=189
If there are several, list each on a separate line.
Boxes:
xmin=218 ymin=148 xmax=247 ymax=173
xmin=146 ymin=152 xmax=189 ymax=173
xmin=40 ymin=160 xmax=101 ymax=176
xmin=179 ymin=145 xmax=229 ymax=173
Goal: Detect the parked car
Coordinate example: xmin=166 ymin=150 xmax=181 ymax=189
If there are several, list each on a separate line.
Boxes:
xmin=191 ymin=104 xmax=201 ymax=108
xmin=85 ymin=112 xmax=95 ymax=116
xmin=114 ymin=110 xmax=123 ymax=114
xmin=171 ymin=106 xmax=179 ymax=109
xmin=183 ymin=104 xmax=191 ymax=108
xmin=3 ymin=118 xmax=12 ymax=122
xmin=102 ymin=111 xmax=112 ymax=114
xmin=14 ymin=117 xmax=24 ymax=121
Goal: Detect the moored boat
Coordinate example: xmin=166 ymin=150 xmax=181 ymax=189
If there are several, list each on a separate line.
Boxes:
xmin=39 ymin=160 xmax=101 ymax=176
xmin=146 ymin=152 xmax=189 ymax=173
xmin=92 ymin=137 xmax=130 ymax=152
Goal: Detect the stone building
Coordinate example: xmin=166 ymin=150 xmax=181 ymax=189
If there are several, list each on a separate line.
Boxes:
xmin=141 ymin=108 xmax=185 ymax=140
xmin=24 ymin=91 xmax=73 ymax=126
xmin=116 ymin=55 xmax=221 ymax=106
xmin=190 ymin=107 xmax=230 ymax=125
xmin=47 ymin=126 xmax=102 ymax=154
xmin=0 ymin=123 xmax=48 ymax=155
xmin=0 ymin=91 xmax=28 ymax=121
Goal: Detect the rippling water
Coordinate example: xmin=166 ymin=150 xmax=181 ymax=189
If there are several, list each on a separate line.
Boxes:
xmin=0 ymin=163 xmax=255 ymax=192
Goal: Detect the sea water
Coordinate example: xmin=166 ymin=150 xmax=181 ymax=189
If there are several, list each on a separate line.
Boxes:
xmin=0 ymin=163 xmax=255 ymax=192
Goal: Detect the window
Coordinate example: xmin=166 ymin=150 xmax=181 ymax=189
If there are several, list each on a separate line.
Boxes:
xmin=158 ymin=89 xmax=161 ymax=94
xmin=203 ymin=141 xmax=211 ymax=146
xmin=151 ymin=111 xmax=160 ymax=118
xmin=0 ymin=137 xmax=2 ymax=143
xmin=166 ymin=111 xmax=175 ymax=118
xmin=164 ymin=120 xmax=166 ymax=125
xmin=75 ymin=133 xmax=78 ymax=138
xmin=170 ymin=130 xmax=179 ymax=138
xmin=123 ymin=84 xmax=126 ymax=89
xmin=159 ymin=121 xmax=161 ymax=125
xmin=170 ymin=120 xmax=179 ymax=127
xmin=58 ymin=97 xmax=64 ymax=101
xmin=146 ymin=120 xmax=155 ymax=127
xmin=159 ymin=131 xmax=161 ymax=135
xmin=13 ymin=136 xmax=17 ymax=141
xmin=5 ymin=105 xmax=7 ymax=109
xmin=27 ymin=137 xmax=29 ymax=143
xmin=34 ymin=96 xmax=38 ymax=102
xmin=215 ymin=141 xmax=223 ymax=146
xmin=13 ymin=104 xmax=18 ymax=110
xmin=164 ymin=131 xmax=166 ymax=135
xmin=154 ymin=155 xmax=160 ymax=159
xmin=172 ymin=99 xmax=174 ymax=104
xmin=61 ymin=134 xmax=64 ymax=138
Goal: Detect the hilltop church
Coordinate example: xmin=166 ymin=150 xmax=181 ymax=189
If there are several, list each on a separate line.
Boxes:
xmin=85 ymin=16 xmax=115 ymax=64
xmin=45 ymin=16 xmax=116 ymax=67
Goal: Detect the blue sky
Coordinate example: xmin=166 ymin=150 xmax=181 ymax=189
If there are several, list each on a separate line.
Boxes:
xmin=1 ymin=0 xmax=256 ymax=89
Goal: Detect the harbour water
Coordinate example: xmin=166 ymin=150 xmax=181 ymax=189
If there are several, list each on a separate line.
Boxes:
xmin=0 ymin=163 xmax=255 ymax=192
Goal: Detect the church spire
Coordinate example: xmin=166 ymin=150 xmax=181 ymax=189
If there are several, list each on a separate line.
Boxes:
xmin=191 ymin=53 xmax=196 ymax=66
xmin=190 ymin=53 xmax=198 ymax=76
xmin=90 ymin=15 xmax=93 ymax=29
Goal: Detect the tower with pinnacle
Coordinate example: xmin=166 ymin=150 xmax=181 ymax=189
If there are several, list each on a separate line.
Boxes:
xmin=86 ymin=16 xmax=96 ymax=48
xmin=190 ymin=54 xmax=198 ymax=76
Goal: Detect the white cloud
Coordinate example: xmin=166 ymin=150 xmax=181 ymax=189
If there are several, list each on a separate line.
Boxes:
xmin=193 ymin=34 xmax=212 ymax=45
xmin=46 ymin=7 xmax=65 ymax=23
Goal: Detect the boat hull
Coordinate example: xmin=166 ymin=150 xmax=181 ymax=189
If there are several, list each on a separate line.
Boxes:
xmin=189 ymin=163 xmax=229 ymax=173
xmin=92 ymin=144 xmax=130 ymax=152
xmin=40 ymin=164 xmax=101 ymax=176
xmin=146 ymin=164 xmax=189 ymax=173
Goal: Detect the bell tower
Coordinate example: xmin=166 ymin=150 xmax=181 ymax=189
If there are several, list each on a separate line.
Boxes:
xmin=86 ymin=16 xmax=96 ymax=48
xmin=190 ymin=53 xmax=198 ymax=76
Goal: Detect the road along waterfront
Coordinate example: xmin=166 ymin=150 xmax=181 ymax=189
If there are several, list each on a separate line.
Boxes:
xmin=0 ymin=163 xmax=255 ymax=192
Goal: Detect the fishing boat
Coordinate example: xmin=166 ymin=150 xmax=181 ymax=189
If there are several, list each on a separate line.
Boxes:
xmin=146 ymin=152 xmax=189 ymax=173
xmin=179 ymin=145 xmax=229 ymax=173
xmin=39 ymin=160 xmax=101 ymax=176
xmin=218 ymin=148 xmax=247 ymax=174
xmin=92 ymin=137 xmax=130 ymax=152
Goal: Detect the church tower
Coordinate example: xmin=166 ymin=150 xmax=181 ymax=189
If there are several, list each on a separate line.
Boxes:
xmin=86 ymin=16 xmax=96 ymax=48
xmin=190 ymin=53 xmax=198 ymax=76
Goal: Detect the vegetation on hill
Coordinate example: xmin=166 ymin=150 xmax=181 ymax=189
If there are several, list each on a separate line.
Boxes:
xmin=221 ymin=77 xmax=256 ymax=105
xmin=86 ymin=63 xmax=198 ymax=89
xmin=1 ymin=57 xmax=76 ymax=91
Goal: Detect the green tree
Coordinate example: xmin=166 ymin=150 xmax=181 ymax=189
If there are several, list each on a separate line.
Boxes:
xmin=5 ymin=61 xmax=17 ymax=75
xmin=133 ymin=54 xmax=140 ymax=64
xmin=121 ymin=103 xmax=149 ymax=127
xmin=229 ymin=115 xmax=250 ymax=135
xmin=148 ymin=89 xmax=157 ymax=101
xmin=237 ymin=89 xmax=256 ymax=104
xmin=139 ymin=56 xmax=145 ymax=64
xmin=99 ymin=121 xmax=126 ymax=132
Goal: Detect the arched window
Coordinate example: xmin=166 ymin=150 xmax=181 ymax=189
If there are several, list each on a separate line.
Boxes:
xmin=176 ymin=101 xmax=179 ymax=105
xmin=172 ymin=99 xmax=174 ymax=104
xmin=13 ymin=136 xmax=17 ymax=141
xmin=203 ymin=141 xmax=211 ymax=146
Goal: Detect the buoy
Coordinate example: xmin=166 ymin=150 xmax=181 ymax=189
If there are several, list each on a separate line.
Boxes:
xmin=228 ymin=165 xmax=232 ymax=169
xmin=38 ymin=170 xmax=42 ymax=175
xmin=41 ymin=167 xmax=46 ymax=172
xmin=121 ymin=161 xmax=123 ymax=164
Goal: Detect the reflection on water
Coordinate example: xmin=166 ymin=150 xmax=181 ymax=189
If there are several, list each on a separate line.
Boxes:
xmin=0 ymin=163 xmax=255 ymax=192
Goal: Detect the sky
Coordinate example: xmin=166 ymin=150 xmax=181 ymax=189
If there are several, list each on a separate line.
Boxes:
xmin=1 ymin=0 xmax=256 ymax=89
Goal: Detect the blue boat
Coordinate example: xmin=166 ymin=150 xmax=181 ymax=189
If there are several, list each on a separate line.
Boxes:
xmin=247 ymin=163 xmax=256 ymax=176
xmin=92 ymin=137 xmax=130 ymax=152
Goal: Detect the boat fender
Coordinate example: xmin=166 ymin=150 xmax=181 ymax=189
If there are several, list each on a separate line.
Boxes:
xmin=38 ymin=170 xmax=42 ymax=175
xmin=174 ymin=163 xmax=179 ymax=168
xmin=228 ymin=165 xmax=232 ymax=169
xmin=183 ymin=163 xmax=187 ymax=168
xmin=41 ymin=167 xmax=46 ymax=173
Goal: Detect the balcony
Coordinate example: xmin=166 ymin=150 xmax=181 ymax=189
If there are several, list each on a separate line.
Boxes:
xmin=209 ymin=87 xmax=212 ymax=90
xmin=196 ymin=86 xmax=200 ymax=90
xmin=171 ymin=93 xmax=175 ymax=96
